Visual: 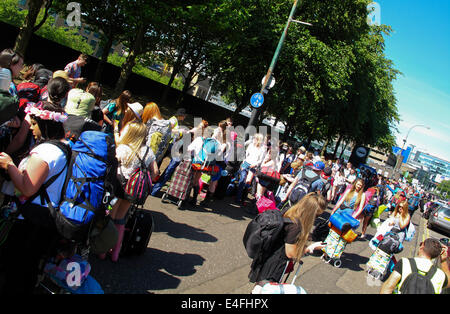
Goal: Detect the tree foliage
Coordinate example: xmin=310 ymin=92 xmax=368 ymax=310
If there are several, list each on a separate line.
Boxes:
xmin=3 ymin=0 xmax=401 ymax=155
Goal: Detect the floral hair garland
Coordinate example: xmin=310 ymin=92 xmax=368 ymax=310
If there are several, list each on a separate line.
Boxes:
xmin=24 ymin=102 xmax=68 ymax=123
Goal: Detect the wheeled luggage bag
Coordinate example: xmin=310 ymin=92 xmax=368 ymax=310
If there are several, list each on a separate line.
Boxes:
xmin=120 ymin=206 xmax=154 ymax=256
xmin=252 ymin=260 xmax=307 ymax=294
xmin=366 ymin=247 xmax=393 ymax=280
xmin=321 ymin=228 xmax=348 ymax=268
xmin=161 ymin=159 xmax=193 ymax=209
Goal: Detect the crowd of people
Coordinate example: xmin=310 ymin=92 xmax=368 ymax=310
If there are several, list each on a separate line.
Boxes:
xmin=0 ymin=49 xmax=447 ymax=295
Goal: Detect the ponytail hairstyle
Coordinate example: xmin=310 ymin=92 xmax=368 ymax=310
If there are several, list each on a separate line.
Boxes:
xmin=47 ymin=77 xmax=71 ymax=106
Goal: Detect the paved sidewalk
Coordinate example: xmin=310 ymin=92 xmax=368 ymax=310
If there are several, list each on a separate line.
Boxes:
xmin=90 ymin=195 xmax=424 ymax=294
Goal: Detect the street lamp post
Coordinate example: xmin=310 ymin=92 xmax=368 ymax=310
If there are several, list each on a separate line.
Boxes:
xmin=246 ymin=0 xmax=311 ymax=137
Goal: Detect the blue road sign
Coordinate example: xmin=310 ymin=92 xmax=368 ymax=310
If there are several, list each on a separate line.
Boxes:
xmin=250 ymin=93 xmax=264 ymax=108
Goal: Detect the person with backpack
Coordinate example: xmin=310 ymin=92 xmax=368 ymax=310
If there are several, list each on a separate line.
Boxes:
xmin=142 ymin=102 xmax=173 ymax=165
xmin=279 ymin=161 xmax=326 ymax=207
xmin=0 ymin=49 xmax=24 ymax=97
xmin=407 ymin=190 xmax=421 ymax=218
xmin=380 ymin=237 xmax=449 ymax=294
xmin=247 ymin=193 xmax=328 ymax=284
xmin=63 ymin=85 xmax=102 ymax=142
xmin=360 ymin=186 xmax=381 ymax=239
xmin=0 ymin=101 xmax=69 ymax=294
xmin=150 ymin=109 xmax=188 ymax=198
xmin=199 ymin=120 xmax=231 ymax=206
xmin=108 ymin=121 xmax=159 ymax=262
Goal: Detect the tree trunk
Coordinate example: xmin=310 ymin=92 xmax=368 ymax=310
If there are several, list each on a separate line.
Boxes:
xmin=114 ymin=23 xmax=146 ymax=96
xmin=159 ymin=42 xmax=187 ymax=106
xmin=321 ymin=138 xmax=329 ymax=156
xmin=333 ymin=134 xmax=343 ymax=158
xmin=94 ymin=34 xmax=114 ymax=82
xmin=14 ymin=0 xmax=44 ymax=57
xmin=339 ymin=141 xmax=348 ymax=159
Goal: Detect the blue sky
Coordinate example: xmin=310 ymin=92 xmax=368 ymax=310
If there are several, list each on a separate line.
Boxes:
xmin=376 ymin=0 xmax=450 ymax=161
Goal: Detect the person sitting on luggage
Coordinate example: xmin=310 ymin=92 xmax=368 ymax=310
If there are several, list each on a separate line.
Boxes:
xmin=387 ymin=200 xmax=411 ymax=243
xmin=108 ymin=121 xmax=159 ymax=262
xmin=380 ymin=238 xmax=449 ymax=294
xmin=0 ymin=101 xmax=69 ymax=294
xmin=249 ymin=193 xmax=328 ymax=284
xmin=330 ymin=178 xmax=366 ymax=220
xmin=254 ymin=144 xmax=280 ymax=203
xmin=235 ymin=133 xmax=266 ymax=205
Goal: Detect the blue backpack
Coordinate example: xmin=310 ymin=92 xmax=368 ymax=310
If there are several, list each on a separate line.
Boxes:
xmin=53 ymin=131 xmax=118 ymax=242
xmin=192 ymin=137 xmax=219 ymax=168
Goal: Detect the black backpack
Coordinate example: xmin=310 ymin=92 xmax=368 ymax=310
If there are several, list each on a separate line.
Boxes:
xmin=320 ymin=177 xmax=332 ymax=198
xmin=400 ymin=258 xmax=438 ymax=294
xmin=289 ymin=167 xmax=320 ymax=204
xmin=378 ymin=229 xmax=403 ymax=254
xmin=243 ymin=209 xmax=290 ymax=263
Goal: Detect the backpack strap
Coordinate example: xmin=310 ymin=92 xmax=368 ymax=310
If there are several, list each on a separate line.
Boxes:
xmin=22 ymin=141 xmax=71 ymax=214
xmin=408 ymin=258 xmax=438 ymax=280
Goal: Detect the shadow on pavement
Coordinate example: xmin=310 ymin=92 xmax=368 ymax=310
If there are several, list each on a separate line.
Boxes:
xmin=90 ymin=248 xmax=205 ymax=294
xmin=151 ymin=210 xmax=218 ymax=243
xmin=179 ymin=196 xmax=258 ymax=221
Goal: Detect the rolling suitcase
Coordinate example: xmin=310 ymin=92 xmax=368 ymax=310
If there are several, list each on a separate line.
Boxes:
xmin=366 ymin=247 xmax=393 ymax=281
xmin=252 ymin=261 xmax=307 ymax=294
xmin=120 ymin=206 xmax=154 ymax=257
xmin=321 ymin=228 xmax=348 ymax=268
xmin=161 ymin=159 xmax=193 ymax=209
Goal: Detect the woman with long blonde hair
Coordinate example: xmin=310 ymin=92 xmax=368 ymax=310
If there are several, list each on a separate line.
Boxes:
xmin=106 ymin=121 xmax=159 ymax=262
xmin=390 ymin=200 xmax=411 ymax=231
xmin=235 ymin=133 xmax=266 ymax=204
xmin=330 ymin=178 xmax=366 ymax=219
xmin=249 ymin=193 xmax=328 ymax=283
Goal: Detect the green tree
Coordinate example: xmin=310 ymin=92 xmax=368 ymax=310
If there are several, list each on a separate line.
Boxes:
xmin=13 ymin=0 xmax=54 ymax=57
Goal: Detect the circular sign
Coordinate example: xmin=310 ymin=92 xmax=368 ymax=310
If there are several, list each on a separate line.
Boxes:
xmin=250 ymin=93 xmax=264 ymax=109
xmin=356 ymin=147 xmax=368 ymax=158
xmin=261 ymin=75 xmax=275 ymax=89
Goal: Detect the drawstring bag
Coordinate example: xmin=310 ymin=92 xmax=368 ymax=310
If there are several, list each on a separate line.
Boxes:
xmin=124 ymin=147 xmax=153 ymax=206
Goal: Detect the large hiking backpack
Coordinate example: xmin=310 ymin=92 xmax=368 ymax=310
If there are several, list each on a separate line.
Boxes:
xmin=408 ymin=195 xmax=420 ymax=212
xmin=16 ymin=82 xmax=41 ymax=107
xmin=320 ymin=177 xmax=332 ymax=198
xmin=146 ymin=118 xmax=172 ymax=163
xmin=124 ymin=146 xmax=153 ymax=206
xmin=399 ymin=258 xmax=438 ymax=294
xmin=289 ymin=167 xmax=320 ymax=204
xmin=192 ymin=137 xmax=219 ymax=169
xmin=243 ymin=209 xmax=289 ymax=261
xmin=377 ymin=229 xmax=403 ymax=254
xmin=55 ymin=131 xmax=118 ymax=242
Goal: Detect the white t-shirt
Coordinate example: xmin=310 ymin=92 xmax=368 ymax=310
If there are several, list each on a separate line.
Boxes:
xmin=245 ymin=143 xmax=266 ymax=167
xmin=13 ymin=143 xmax=68 ymax=207
xmin=116 ymin=145 xmax=155 ymax=180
